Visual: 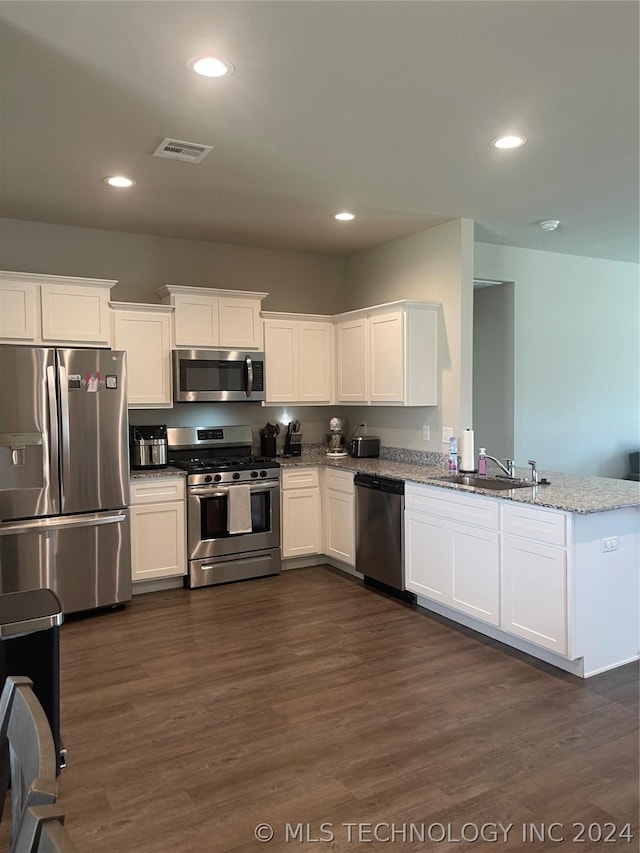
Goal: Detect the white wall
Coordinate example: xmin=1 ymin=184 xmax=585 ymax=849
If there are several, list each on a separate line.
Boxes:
xmin=473 ymin=283 xmax=515 ymax=461
xmin=342 ymin=219 xmax=474 ymax=452
xmin=0 ymin=218 xmax=346 ymax=313
xmin=475 ymin=242 xmax=640 ymax=478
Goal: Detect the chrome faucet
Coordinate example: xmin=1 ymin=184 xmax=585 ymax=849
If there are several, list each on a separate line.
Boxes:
xmin=484 ymin=454 xmax=515 ymax=479
xmin=527 ymin=459 xmax=538 ymax=484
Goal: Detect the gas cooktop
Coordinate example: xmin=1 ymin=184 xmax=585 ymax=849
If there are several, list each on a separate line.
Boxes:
xmin=166 ymin=425 xmax=280 ymax=485
xmin=171 ymin=455 xmax=279 ymax=474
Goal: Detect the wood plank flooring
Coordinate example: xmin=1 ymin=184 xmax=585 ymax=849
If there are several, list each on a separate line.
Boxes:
xmin=12 ymin=567 xmax=640 ymax=851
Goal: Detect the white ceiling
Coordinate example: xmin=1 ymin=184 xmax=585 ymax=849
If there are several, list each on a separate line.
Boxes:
xmin=1 ymin=1 xmax=638 ymax=262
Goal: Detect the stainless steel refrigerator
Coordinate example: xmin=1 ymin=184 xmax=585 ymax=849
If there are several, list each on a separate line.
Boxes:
xmin=0 ymin=346 xmax=131 ymax=614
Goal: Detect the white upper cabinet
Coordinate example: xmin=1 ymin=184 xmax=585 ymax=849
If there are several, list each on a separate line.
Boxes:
xmin=369 ymin=310 xmax=404 ymax=402
xmin=263 ymin=313 xmax=333 ymax=404
xmin=335 ymin=317 xmax=368 ymax=402
xmin=0 ymin=271 xmax=115 ymax=346
xmin=111 ymin=302 xmax=174 ymax=408
xmin=334 ymin=301 xmax=439 ymax=406
xmin=157 ymin=285 xmax=266 ymax=350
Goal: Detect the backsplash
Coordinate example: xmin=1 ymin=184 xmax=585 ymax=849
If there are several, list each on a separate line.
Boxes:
xmin=380 ymin=446 xmax=448 ymax=466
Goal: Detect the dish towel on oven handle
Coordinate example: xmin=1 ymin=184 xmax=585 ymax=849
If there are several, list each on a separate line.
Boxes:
xmin=227 ymin=484 xmax=253 ymax=534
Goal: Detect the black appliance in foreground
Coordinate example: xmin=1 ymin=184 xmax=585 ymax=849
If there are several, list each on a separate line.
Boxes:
xmin=168 ymin=426 xmax=281 ymax=588
xmin=0 ymin=589 xmax=65 ymax=772
xmin=355 ymin=473 xmax=415 ymax=603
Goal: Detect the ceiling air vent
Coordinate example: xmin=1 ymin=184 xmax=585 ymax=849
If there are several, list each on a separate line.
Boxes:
xmin=153 ymin=138 xmax=213 ymax=164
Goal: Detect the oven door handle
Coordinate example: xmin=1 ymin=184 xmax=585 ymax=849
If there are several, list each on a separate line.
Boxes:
xmin=190 ymin=482 xmax=280 ymax=497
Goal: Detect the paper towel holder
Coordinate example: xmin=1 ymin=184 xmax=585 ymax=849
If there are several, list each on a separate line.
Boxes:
xmin=458 ymin=428 xmax=477 ymax=473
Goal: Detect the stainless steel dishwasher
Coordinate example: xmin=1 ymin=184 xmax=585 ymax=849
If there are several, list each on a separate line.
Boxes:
xmin=355 ymin=473 xmax=414 ymax=600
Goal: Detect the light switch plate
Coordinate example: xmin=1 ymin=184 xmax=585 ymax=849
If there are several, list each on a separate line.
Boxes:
xmin=442 ymin=427 xmax=454 ymax=443
xmin=422 ymin=425 xmax=430 ymax=441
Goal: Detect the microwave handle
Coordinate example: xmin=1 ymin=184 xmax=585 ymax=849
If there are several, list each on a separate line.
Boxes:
xmin=245 ymin=355 xmax=253 ymax=398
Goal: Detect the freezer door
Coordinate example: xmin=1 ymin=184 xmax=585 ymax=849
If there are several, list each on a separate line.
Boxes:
xmin=56 ymin=349 xmax=129 ymax=514
xmin=0 ymin=346 xmax=60 ymax=521
xmin=0 ymin=510 xmax=132 ymax=614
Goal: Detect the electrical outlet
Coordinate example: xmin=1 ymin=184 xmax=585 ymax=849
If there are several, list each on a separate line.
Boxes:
xmin=442 ymin=427 xmax=454 ymax=443
xmin=601 ymin=537 xmax=618 ymax=552
xmin=422 ymin=425 xmax=430 ymax=441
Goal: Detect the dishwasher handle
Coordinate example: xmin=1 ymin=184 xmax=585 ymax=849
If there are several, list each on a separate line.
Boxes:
xmin=354 ymin=473 xmax=404 ymax=495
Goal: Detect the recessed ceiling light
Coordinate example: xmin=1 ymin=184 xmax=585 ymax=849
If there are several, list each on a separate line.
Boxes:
xmin=334 ymin=212 xmax=356 ymax=221
xmin=104 ymin=176 xmax=135 ymax=188
xmin=490 ymin=135 xmax=528 ymax=150
xmin=187 ymin=56 xmax=235 ymax=78
xmin=540 ymin=219 xmax=560 ymax=231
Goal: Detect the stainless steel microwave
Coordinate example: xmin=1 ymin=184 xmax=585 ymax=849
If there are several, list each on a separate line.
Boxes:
xmin=173 ymin=350 xmax=265 ymax=402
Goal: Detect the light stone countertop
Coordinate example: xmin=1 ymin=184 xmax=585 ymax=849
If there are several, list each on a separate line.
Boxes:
xmin=130 ymin=466 xmax=186 ymax=480
xmin=128 ymin=450 xmax=640 ymax=514
xmin=278 ymin=448 xmax=640 ymax=515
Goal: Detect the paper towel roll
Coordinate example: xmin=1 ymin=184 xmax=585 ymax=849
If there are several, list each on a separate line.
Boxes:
xmin=459 ymin=429 xmax=476 ymax=472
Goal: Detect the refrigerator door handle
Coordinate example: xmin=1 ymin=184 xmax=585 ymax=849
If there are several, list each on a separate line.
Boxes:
xmin=46 ymin=364 xmax=61 ymax=513
xmin=58 ymin=363 xmax=70 ymax=505
xmin=0 ymin=512 xmax=127 ymax=536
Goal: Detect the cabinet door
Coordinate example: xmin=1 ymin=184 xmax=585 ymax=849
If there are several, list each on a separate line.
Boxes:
xmin=450 ymin=523 xmax=500 ymax=626
xmin=219 ymin=298 xmax=261 ymax=349
xmin=369 ymin=311 xmax=404 ymax=403
xmin=336 ymin=319 xmax=367 ymax=402
xmin=173 ymin=293 xmax=219 ymax=347
xmin=404 ymin=510 xmax=449 ymax=601
xmin=298 ymin=322 xmax=333 ymax=403
xmin=325 ymin=490 xmax=355 ymax=566
xmin=281 ymin=488 xmax=321 ymax=558
xmin=130 ymin=501 xmax=186 ymax=581
xmin=0 ymin=278 xmax=38 ymax=341
xmin=113 ymin=309 xmax=172 ymax=407
xmin=41 ymin=283 xmax=110 ymax=344
xmin=264 ymin=319 xmax=297 ymax=402
xmin=501 ymin=534 xmax=567 ymax=654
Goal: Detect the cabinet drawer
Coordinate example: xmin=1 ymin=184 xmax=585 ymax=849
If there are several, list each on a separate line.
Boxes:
xmin=405 ymin=483 xmax=499 ymax=530
xmin=325 ymin=468 xmax=354 ymax=494
xmin=130 ymin=477 xmax=185 ymax=505
xmin=282 ymin=467 xmax=319 ymax=490
xmin=501 ymin=503 xmax=567 ymax=547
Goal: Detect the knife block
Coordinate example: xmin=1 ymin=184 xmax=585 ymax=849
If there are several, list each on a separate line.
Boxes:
xmin=283 ymin=432 xmax=302 ymax=457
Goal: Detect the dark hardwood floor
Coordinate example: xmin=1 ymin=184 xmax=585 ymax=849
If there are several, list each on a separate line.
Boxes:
xmin=22 ymin=568 xmax=640 ymax=850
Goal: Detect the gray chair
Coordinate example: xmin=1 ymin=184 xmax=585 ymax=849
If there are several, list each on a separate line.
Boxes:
xmin=0 ymin=676 xmax=58 ymax=850
xmin=13 ymin=804 xmax=78 ymax=853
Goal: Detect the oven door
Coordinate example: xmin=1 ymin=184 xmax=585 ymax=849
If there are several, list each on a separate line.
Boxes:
xmin=187 ymin=481 xmax=280 ymax=560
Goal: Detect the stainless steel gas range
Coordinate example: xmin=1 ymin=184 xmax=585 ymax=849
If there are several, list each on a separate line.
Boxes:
xmin=167 ymin=426 xmax=281 ymax=588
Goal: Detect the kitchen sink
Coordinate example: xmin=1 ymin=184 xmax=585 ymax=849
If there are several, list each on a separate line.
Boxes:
xmin=433 ymin=475 xmax=534 ymax=490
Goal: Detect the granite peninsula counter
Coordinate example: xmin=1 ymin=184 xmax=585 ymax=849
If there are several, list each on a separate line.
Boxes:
xmin=278 ymin=448 xmax=640 ymax=515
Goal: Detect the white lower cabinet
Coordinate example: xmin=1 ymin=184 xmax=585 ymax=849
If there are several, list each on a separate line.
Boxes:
xmin=405 ymin=484 xmax=568 ymax=646
xmin=323 ymin=469 xmax=355 ymax=566
xmin=405 ymin=511 xmax=449 ymax=602
xmin=281 ymin=468 xmax=321 ymax=558
xmin=130 ymin=477 xmax=186 ymax=582
xmin=451 ymin=522 xmax=500 ymax=625
xmin=501 ymin=533 xmax=567 ymax=655
xmin=405 ymin=487 xmax=500 ymax=626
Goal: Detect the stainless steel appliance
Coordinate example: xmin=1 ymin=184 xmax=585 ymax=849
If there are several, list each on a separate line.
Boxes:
xmin=129 ymin=424 xmax=168 ymax=469
xmin=173 ymin=350 xmax=265 ymax=402
xmin=325 ymin=416 xmax=347 ymax=458
xmin=0 ymin=346 xmax=131 ymax=614
xmin=350 ymin=436 xmax=381 ymax=458
xmin=355 ymin=473 xmax=413 ymax=600
xmin=168 ymin=425 xmax=280 ymax=588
